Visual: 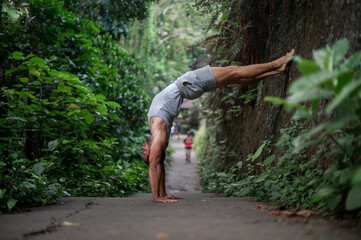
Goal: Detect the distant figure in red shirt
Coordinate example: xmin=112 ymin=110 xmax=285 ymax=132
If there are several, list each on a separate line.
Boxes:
xmin=184 ymin=132 xmax=193 ymax=163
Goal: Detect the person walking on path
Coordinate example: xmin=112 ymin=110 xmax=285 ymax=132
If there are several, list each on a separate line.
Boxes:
xmin=142 ymin=49 xmax=295 ymax=203
xmin=184 ymin=132 xmax=193 ymax=163
xmin=176 ymin=122 xmax=182 ymax=139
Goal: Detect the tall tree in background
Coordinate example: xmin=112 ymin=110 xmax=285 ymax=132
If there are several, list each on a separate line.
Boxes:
xmin=63 ymin=0 xmax=155 ymax=40
xmin=120 ymin=0 xmax=209 ymax=97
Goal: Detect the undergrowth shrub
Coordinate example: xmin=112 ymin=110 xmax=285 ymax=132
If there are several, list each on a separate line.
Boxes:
xmin=0 ymin=0 xmax=150 ymax=212
xmin=196 ymin=121 xmax=323 ymax=208
xmin=266 ymin=39 xmax=361 ymax=213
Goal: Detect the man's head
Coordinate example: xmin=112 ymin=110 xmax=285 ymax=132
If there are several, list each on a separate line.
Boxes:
xmin=142 ymin=137 xmax=152 ymax=165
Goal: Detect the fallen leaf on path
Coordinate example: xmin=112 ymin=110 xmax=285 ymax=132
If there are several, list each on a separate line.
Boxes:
xmin=62 ymin=221 xmax=80 ymax=226
xmin=232 ymin=206 xmax=240 ymax=208
xmin=201 ymin=200 xmax=207 ymax=202
xmin=270 ymin=210 xmax=316 ymax=218
xmin=257 ymin=205 xmax=265 ymax=210
xmin=273 ymin=217 xmax=285 ymax=223
xmin=156 ymin=232 xmax=169 ymax=239
xmin=269 ymin=210 xmax=281 ymax=216
xmin=295 ymin=210 xmax=316 ymax=217
xmin=281 ymin=210 xmax=296 ymax=217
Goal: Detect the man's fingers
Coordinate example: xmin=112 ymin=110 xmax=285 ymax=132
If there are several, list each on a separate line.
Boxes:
xmin=170 ymin=195 xmax=183 ymax=199
xmin=155 ymin=198 xmax=177 ymax=203
xmin=164 ymin=195 xmax=184 ymax=199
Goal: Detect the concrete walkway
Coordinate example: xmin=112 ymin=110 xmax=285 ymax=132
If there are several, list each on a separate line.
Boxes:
xmin=0 ymin=136 xmax=360 ymax=239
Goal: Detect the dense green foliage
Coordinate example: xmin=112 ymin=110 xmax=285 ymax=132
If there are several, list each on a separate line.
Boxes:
xmin=187 ymin=0 xmax=248 ymax=66
xmin=0 ymin=0 xmax=151 ymax=212
xmin=195 ymin=122 xmax=324 ymax=208
xmin=266 ymin=39 xmax=361 ymax=212
xmin=65 ymin=0 xmax=154 ymax=40
xmin=195 ymin=39 xmax=361 ymax=215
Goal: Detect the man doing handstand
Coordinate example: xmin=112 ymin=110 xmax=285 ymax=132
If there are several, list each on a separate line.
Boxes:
xmin=142 ymin=49 xmax=295 ymax=203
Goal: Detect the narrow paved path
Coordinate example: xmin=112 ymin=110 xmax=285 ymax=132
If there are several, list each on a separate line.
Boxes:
xmin=166 ymin=134 xmax=201 ymax=193
xmin=0 ymin=136 xmax=360 ymax=239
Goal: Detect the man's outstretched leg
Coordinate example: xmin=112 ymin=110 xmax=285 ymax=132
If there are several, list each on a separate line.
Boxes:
xmin=212 ymin=49 xmax=295 ymax=87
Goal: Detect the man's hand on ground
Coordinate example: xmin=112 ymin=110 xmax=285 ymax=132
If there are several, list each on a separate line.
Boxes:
xmin=163 ymin=194 xmax=184 ymax=200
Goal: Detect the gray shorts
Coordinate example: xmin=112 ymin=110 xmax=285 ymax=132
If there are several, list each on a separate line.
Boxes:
xmin=174 ymin=65 xmax=216 ymax=100
xmin=147 ymin=65 xmax=216 ymax=139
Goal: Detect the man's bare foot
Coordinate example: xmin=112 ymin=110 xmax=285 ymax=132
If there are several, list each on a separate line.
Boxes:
xmin=272 ymin=49 xmax=295 ymax=74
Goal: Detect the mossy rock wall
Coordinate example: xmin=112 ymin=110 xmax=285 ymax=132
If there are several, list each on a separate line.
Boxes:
xmin=205 ymin=0 xmax=361 ymax=169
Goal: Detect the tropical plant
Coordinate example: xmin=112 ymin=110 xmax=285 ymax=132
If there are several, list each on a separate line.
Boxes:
xmin=265 ymin=39 xmax=361 ymax=213
xmin=0 ymin=0 xmax=151 ymax=212
xmin=196 ymin=39 xmax=361 ymax=214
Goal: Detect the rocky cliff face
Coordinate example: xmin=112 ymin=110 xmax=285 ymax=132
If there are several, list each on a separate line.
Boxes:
xmin=205 ymin=0 xmax=361 ymax=168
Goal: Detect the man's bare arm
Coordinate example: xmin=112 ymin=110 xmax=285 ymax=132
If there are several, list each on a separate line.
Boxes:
xmin=149 ymin=136 xmax=177 ymax=203
xmin=159 ymin=152 xmax=183 ymax=200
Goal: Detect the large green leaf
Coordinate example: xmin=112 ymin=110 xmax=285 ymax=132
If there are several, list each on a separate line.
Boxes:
xmin=5 ymin=68 xmax=18 ymax=75
xmin=48 ymin=139 xmax=60 ymax=151
xmin=332 ymin=38 xmax=349 ymax=68
xmin=108 ymin=113 xmax=120 ymax=120
xmin=345 ymin=183 xmax=361 ymax=210
xmin=96 ymin=105 xmax=108 ymax=115
xmin=11 ymin=51 xmax=24 ymax=60
xmin=96 ymin=94 xmax=106 ymax=102
xmin=254 ymin=172 xmax=269 ymax=183
xmin=287 ymin=88 xmax=333 ymax=104
xmin=236 ymin=187 xmax=250 ymax=196
xmin=351 ymin=166 xmax=361 ymax=186
xmin=33 ymin=162 xmax=47 ymax=175
xmin=264 ymin=96 xmax=310 ymax=113
xmin=7 ymin=199 xmax=16 ymax=211
xmin=293 ymin=108 xmax=313 ymax=120
xmin=293 ymin=55 xmax=320 ymax=74
xmin=0 ymin=189 xmax=6 ymax=198
xmin=326 ymin=78 xmax=361 ymax=114
xmin=340 ymin=50 xmax=361 ymax=70
xmin=263 ymin=155 xmax=275 ymax=166
xmin=30 ymin=57 xmax=46 ymax=66
xmin=76 ymin=84 xmax=92 ymax=93
xmin=251 ymin=142 xmax=266 ymax=163
xmin=335 ymin=72 xmax=355 ymax=92
xmin=20 ymin=77 xmax=29 ymax=83
xmin=80 ymin=109 xmax=95 ymax=124
xmin=57 ymin=84 xmax=72 ymax=94
xmin=264 ymin=96 xmax=287 ymax=105
xmin=311 ymin=184 xmax=337 ymax=203
xmin=328 ymin=194 xmax=342 ymax=210
xmin=289 ymin=70 xmax=349 ymax=94
xmin=339 ymin=167 xmax=357 ymax=185
xmin=106 ymin=101 xmax=121 ymax=108
xmin=313 ymin=47 xmax=329 ymax=70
